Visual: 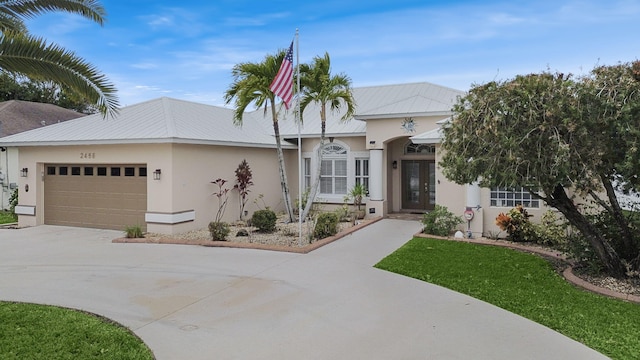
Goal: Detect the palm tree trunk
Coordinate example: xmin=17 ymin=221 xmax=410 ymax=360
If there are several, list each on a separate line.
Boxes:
xmin=271 ymin=109 xmax=295 ymax=222
xmin=300 ymin=105 xmax=327 ymax=221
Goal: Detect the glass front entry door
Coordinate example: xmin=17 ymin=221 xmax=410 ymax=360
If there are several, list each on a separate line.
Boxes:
xmin=401 ymin=160 xmax=436 ymax=211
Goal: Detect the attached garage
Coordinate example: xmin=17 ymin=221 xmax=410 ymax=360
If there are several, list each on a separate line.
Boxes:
xmin=44 ymin=164 xmax=147 ymax=231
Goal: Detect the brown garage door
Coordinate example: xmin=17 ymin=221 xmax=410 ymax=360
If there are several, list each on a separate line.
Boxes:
xmin=44 ymin=164 xmax=147 ymax=231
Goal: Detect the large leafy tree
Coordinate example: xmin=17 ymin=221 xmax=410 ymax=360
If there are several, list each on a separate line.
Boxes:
xmin=297 ymin=52 xmax=355 ymax=221
xmin=224 ymin=49 xmax=295 ymax=222
xmin=0 ymin=73 xmax=96 ymax=113
xmin=0 ymin=0 xmax=118 ymax=117
xmin=440 ymin=62 xmax=640 ymax=278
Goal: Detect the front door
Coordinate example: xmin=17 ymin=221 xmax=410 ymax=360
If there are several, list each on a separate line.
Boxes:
xmin=402 ymin=160 xmax=436 ymax=211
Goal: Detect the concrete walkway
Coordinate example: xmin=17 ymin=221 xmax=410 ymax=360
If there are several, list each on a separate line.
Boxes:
xmin=0 ymin=220 xmax=608 ymax=359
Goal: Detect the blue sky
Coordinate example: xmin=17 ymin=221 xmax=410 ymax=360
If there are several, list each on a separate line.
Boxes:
xmin=26 ymin=0 xmax=640 ymax=107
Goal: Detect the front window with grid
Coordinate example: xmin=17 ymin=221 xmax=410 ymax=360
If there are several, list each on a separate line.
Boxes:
xmin=355 ymin=158 xmax=369 ymax=192
xmin=490 ymin=187 xmax=540 ymax=208
xmin=304 ymin=158 xmax=311 ymax=191
xmin=320 ymin=144 xmax=347 ymax=195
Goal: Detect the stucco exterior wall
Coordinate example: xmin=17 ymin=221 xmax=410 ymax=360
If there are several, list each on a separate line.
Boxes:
xmin=15 ymin=143 xmax=291 ymax=234
xmin=167 ymin=144 xmax=287 ymax=231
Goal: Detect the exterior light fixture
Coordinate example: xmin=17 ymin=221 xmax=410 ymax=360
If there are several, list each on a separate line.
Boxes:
xmin=20 ymin=168 xmax=28 ymax=177
xmin=392 ymin=160 xmax=398 ymax=169
xmin=369 ymin=140 xmax=375 ymax=145
xmin=153 ymin=169 xmax=161 ymax=180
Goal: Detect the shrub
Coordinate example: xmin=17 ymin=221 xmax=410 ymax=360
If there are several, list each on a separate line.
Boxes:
xmin=495 ymin=205 xmax=538 ymax=242
xmin=124 ymin=224 xmax=143 ymax=238
xmin=532 ymin=210 xmax=568 ymax=247
xmin=422 ymin=205 xmax=463 ymax=237
xmin=209 ymin=221 xmax=230 ymax=241
xmin=313 ymin=212 xmax=339 ymax=239
xmin=9 ymin=188 xmax=18 ymax=215
xmin=252 ymin=209 xmax=277 ymax=233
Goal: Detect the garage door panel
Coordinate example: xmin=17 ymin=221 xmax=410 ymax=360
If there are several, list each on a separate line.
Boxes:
xmin=44 ymin=164 xmax=147 ymax=231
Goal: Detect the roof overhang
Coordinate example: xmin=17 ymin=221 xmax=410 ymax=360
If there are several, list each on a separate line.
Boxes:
xmin=410 ymin=127 xmax=442 ymax=144
xmin=0 ymin=137 xmax=297 ymax=149
xmin=355 ymin=111 xmax=453 ymax=120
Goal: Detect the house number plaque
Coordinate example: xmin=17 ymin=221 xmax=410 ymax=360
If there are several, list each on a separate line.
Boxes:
xmin=80 ymin=152 xmax=96 ymax=159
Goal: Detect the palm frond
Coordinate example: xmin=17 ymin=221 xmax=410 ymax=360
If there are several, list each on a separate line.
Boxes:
xmin=0 ymin=0 xmax=106 ymax=26
xmin=0 ymin=13 xmax=27 ymax=33
xmin=0 ymin=33 xmax=118 ymax=117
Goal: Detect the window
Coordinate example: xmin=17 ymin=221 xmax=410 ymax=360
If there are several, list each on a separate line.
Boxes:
xmin=355 ymin=158 xmax=369 ymax=191
xmin=71 ymin=166 xmax=81 ymax=176
xmin=320 ymin=144 xmax=347 ymax=195
xmin=490 ymin=187 xmax=540 ymax=208
xmin=97 ymin=167 xmax=107 ymax=176
xmin=303 ymin=158 xmax=311 ymax=191
xmin=110 ymin=167 xmax=121 ymax=176
xmin=139 ymin=167 xmax=147 ymax=177
xmin=47 ymin=166 xmax=56 ymax=175
xmin=84 ymin=167 xmax=94 ymax=176
xmin=405 ymin=142 xmax=435 ymax=154
xmin=124 ymin=167 xmax=135 ymax=177
xmin=59 ymin=166 xmax=68 ymax=175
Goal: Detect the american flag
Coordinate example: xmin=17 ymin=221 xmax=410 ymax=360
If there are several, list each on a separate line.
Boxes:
xmin=269 ymin=41 xmax=294 ymax=109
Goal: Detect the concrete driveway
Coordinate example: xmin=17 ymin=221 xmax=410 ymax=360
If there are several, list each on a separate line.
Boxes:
xmin=0 ymin=220 xmax=607 ymax=359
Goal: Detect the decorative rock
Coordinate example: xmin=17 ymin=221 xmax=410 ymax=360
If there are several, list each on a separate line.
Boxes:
xmin=454 ymin=230 xmax=464 ymax=238
xmin=236 ymin=229 xmax=249 ymax=237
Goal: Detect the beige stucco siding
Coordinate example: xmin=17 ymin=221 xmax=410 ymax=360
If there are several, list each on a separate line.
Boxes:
xmin=15 ymin=143 xmax=292 ymax=235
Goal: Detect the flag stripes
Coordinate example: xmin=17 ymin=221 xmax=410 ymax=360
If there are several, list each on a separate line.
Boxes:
xmin=269 ymin=41 xmax=294 ymax=109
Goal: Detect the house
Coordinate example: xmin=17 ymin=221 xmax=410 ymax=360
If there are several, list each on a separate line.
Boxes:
xmin=0 ymin=82 xmax=554 ymax=236
xmin=0 ymin=100 xmax=84 ymax=210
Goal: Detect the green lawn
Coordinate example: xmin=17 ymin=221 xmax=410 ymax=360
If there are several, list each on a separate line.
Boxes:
xmin=375 ymin=237 xmax=640 ymax=360
xmin=0 ymin=302 xmax=154 ymax=359
xmin=0 ymin=210 xmax=17 ymax=224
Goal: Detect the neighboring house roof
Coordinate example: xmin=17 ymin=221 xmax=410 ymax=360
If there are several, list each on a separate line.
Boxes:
xmin=276 ymin=81 xmax=465 ymax=138
xmin=0 ymin=100 xmax=84 ymax=137
xmin=0 ymin=97 xmax=292 ymax=148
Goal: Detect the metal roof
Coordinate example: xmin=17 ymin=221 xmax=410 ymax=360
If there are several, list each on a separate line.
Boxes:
xmin=0 ymin=82 xmax=464 ymax=147
xmin=0 ymin=97 xmax=290 ymax=148
xmin=265 ymin=81 xmax=464 ymax=138
xmin=410 ymin=127 xmax=443 ymax=144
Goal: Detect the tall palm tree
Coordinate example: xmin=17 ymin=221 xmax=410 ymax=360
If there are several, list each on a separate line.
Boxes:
xmin=224 ymin=49 xmax=295 ymax=222
xmin=298 ymin=52 xmax=356 ymax=221
xmin=0 ymin=0 xmax=118 ymax=117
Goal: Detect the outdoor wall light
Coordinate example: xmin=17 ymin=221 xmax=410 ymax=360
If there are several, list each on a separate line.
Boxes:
xmin=153 ymin=169 xmax=161 ymax=180
xmin=369 ymin=140 xmax=376 ymax=145
xmin=392 ymin=160 xmax=398 ymax=169
xmin=20 ymin=168 xmax=28 ymax=177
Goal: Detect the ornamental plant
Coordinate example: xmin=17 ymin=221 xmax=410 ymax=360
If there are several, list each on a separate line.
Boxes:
xmin=422 ymin=205 xmax=463 ymax=237
xmin=210 ymin=178 xmax=231 ymax=241
xmin=495 ymin=205 xmax=538 ymax=243
xmin=234 ymin=159 xmax=253 ymax=220
xmin=252 ymin=209 xmax=277 ymax=233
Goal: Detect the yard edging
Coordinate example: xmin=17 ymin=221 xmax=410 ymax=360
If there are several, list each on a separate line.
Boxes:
xmin=113 ymin=217 xmax=383 ymax=254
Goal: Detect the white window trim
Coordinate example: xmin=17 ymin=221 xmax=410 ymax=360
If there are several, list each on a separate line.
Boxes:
xmin=302 ymin=141 xmax=370 ymax=203
xmin=490 ymin=186 xmax=540 ymax=209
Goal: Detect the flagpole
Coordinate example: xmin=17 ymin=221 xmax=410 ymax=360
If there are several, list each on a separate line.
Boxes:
xmin=296 ymin=28 xmax=303 ymax=246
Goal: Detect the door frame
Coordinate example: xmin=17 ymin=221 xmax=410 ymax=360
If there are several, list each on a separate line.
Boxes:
xmin=401 ymin=159 xmax=436 ymax=211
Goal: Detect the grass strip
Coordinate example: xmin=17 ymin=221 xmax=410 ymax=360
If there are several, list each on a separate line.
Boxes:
xmin=375 ymin=237 xmax=640 ymax=360
xmin=0 ymin=301 xmax=154 ymax=360
xmin=0 ymin=211 xmax=17 ymax=224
